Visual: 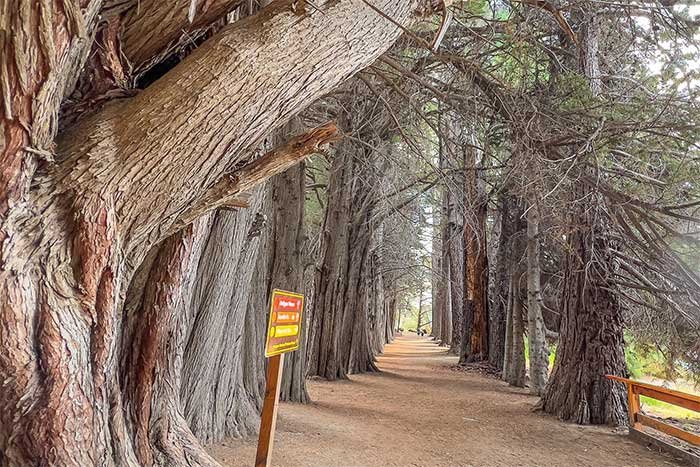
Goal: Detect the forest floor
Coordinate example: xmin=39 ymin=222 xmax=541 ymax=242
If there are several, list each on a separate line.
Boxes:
xmin=208 ymin=334 xmax=684 ymax=467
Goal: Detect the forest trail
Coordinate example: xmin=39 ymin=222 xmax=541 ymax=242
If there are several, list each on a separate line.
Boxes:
xmin=209 ymin=335 xmax=681 ymax=467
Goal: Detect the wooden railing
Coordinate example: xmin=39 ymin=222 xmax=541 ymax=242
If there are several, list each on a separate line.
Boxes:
xmin=607 ymin=375 xmax=700 ymax=447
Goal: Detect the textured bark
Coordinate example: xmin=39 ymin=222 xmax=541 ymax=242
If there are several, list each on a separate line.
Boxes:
xmin=489 ymin=194 xmax=521 ymax=370
xmin=537 ymin=7 xmax=628 ymax=426
xmin=268 ymin=162 xmax=311 ymax=403
xmin=180 ymin=194 xmax=270 ymax=443
xmin=536 ymin=194 xmax=627 ymax=424
xmin=461 ymin=143 xmax=490 ymax=363
xmin=526 ymin=203 xmax=548 ymax=395
xmin=307 ymin=137 xmax=382 ymax=379
xmin=0 ymin=1 xmax=429 ymax=463
xmin=502 ymin=209 xmax=527 ymax=387
xmin=505 ymin=269 xmax=527 ymax=387
xmin=447 ymin=188 xmax=465 ymax=354
xmin=121 ymin=217 xmax=219 ymax=467
xmin=119 ymin=0 xmax=244 ymax=74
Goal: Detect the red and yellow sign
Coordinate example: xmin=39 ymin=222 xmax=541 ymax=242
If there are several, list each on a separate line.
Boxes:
xmin=264 ymin=289 xmax=304 ymax=357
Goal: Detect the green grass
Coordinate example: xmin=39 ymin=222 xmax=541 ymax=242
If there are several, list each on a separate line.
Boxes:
xmin=640 ymin=395 xmax=700 ymax=421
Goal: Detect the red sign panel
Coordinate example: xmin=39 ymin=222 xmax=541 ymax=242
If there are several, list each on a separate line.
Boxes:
xmin=265 ymin=289 xmax=304 ymax=357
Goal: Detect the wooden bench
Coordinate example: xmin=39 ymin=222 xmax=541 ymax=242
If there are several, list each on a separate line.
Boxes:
xmin=607 ymin=375 xmax=700 ymax=447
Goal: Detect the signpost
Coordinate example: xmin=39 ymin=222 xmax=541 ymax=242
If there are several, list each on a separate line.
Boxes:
xmin=255 ymin=289 xmax=304 ymax=467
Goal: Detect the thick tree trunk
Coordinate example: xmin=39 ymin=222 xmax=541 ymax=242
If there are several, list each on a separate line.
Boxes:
xmin=180 ymin=193 xmax=270 ymax=443
xmin=121 ymin=216 xmax=219 ymax=467
xmin=537 ymin=8 xmax=628 ymax=425
xmin=504 ymin=269 xmax=527 ymax=387
xmin=537 ymin=189 xmax=628 ymax=424
xmin=268 ymin=162 xmax=311 ymax=403
xmin=526 ymin=202 xmax=549 ymax=395
xmin=501 ymin=206 xmax=526 ymax=387
xmin=0 ymin=1 xmax=432 ymax=463
xmin=307 ymin=137 xmax=382 ymax=380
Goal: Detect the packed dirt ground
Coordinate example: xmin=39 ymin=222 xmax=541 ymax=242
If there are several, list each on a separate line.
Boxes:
xmin=209 ymin=335 xmax=683 ymax=466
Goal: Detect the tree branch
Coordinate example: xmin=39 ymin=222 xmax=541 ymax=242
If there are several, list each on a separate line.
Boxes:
xmin=120 ymin=0 xmax=245 ymax=73
xmin=179 ymin=122 xmax=340 ymax=226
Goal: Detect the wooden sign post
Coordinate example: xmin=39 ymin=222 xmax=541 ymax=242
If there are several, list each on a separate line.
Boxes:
xmin=255 ymin=289 xmax=304 ymax=467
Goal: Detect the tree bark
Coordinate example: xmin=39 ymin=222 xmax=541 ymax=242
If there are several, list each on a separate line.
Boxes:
xmin=490 ymin=193 xmax=521 ymax=370
xmin=505 ymin=269 xmax=527 ymax=387
xmin=121 ymin=216 xmax=220 ymax=467
xmin=461 ymin=142 xmax=490 ymax=363
xmin=537 ymin=7 xmax=628 ymax=425
xmin=268 ymin=161 xmax=311 ymax=403
xmin=526 ymin=202 xmax=548 ymax=395
xmin=431 ymin=214 xmax=444 ymax=340
xmin=536 ymin=187 xmax=628 ymax=424
xmin=501 ymin=206 xmax=526 ymax=387
xmin=307 ymin=135 xmax=384 ymax=379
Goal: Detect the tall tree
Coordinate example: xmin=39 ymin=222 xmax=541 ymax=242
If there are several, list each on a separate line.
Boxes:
xmin=537 ymin=9 xmax=628 ymax=424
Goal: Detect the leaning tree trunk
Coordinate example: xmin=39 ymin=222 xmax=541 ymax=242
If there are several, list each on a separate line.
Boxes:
xmin=537 ymin=8 xmax=628 ymax=425
xmin=0 ymin=1 xmax=437 ymax=464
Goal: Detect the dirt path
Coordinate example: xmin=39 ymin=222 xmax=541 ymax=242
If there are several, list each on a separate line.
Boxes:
xmin=209 ymin=335 xmax=681 ymax=466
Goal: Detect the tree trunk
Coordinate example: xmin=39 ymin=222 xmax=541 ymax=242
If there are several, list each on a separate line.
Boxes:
xmin=501 ymin=206 xmax=526 ymax=387
xmin=440 ymin=201 xmax=453 ymax=345
xmin=461 ymin=142 xmax=490 ymax=363
xmin=307 ymin=137 xmax=382 ymax=380
xmin=417 ymin=282 xmax=425 ymax=332
xmin=536 ymin=187 xmax=628 ymax=424
xmin=537 ymin=8 xmax=628 ymax=425
xmin=447 ymin=199 xmax=465 ymax=354
xmin=506 ymin=269 xmax=527 ymax=387
xmin=489 ymin=193 xmax=520 ymax=370
xmin=526 ymin=202 xmax=548 ymax=395
xmin=121 ymin=216 xmax=220 ymax=467
xmin=180 ymin=193 xmax=270 ymax=443
xmin=431 ymin=214 xmax=444 ymax=340
xmin=0 ymin=1 xmax=432 ymax=463
xmin=268 ymin=163 xmax=311 ymax=403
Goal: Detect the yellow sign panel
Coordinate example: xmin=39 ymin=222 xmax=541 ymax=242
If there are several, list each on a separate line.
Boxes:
xmin=265 ymin=289 xmax=304 ymax=357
